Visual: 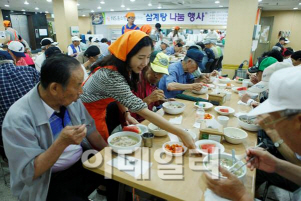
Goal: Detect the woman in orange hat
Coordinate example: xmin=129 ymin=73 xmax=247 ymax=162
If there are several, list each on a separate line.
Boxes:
xmin=122 ymin=12 xmax=140 ymax=34
xmin=3 ymin=20 xmax=19 ymax=44
xmin=167 ymin=26 xmax=185 ymax=45
xmin=80 ymin=30 xmax=195 ymax=148
xmin=140 ymin=24 xmax=152 ymax=35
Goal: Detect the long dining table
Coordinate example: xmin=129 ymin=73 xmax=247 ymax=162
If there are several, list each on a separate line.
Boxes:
xmin=84 ymin=80 xmax=258 ymax=201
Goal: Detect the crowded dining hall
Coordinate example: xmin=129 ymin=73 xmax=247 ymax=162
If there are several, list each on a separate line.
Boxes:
xmin=0 ymin=0 xmax=301 ymax=201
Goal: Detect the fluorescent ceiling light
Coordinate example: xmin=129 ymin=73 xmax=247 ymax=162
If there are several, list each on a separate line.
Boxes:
xmin=24 ymin=1 xmax=29 ymax=5
xmin=100 ymin=1 xmax=105 ymax=4
xmin=148 ymin=3 xmax=152 ymax=6
xmin=35 ymin=7 xmax=39 ymax=10
xmin=97 ymin=6 xmax=101 ymax=9
xmin=219 ymin=5 xmax=223 ymax=7
xmin=4 ymin=4 xmax=9 ymax=7
xmin=45 ymin=11 xmax=49 ymax=13
xmin=77 ymin=3 xmax=80 ymax=6
xmin=158 ymin=5 xmax=162 ymax=9
xmin=126 ymin=8 xmax=130 ymax=10
xmin=82 ymin=14 xmax=86 ymax=17
xmin=91 ymin=10 xmax=94 ymax=12
xmin=22 ymin=9 xmax=25 ymax=11
xmin=293 ymin=7 xmax=298 ymax=9
xmin=299 ymin=3 xmax=301 ymax=5
xmin=130 ymin=0 xmax=135 ymax=2
xmin=47 ymin=0 xmax=51 ymax=2
xmin=258 ymin=0 xmax=262 ymax=2
xmin=110 ymin=9 xmax=114 ymax=11
xmin=215 ymin=1 xmax=220 ymax=3
xmin=121 ymin=4 xmax=125 ymax=7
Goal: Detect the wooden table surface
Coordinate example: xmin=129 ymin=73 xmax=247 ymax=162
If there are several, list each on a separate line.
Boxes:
xmin=84 ymin=80 xmax=257 ymax=201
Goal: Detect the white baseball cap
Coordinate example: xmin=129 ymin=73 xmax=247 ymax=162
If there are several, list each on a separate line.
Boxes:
xmin=71 ymin=36 xmax=81 ymax=42
xmin=248 ymin=67 xmax=301 ymax=116
xmin=248 ymin=62 xmax=293 ymax=93
xmin=161 ymin=39 xmax=171 ymax=47
xmin=8 ymin=41 xmax=25 ymax=57
xmin=184 ymin=41 xmax=195 ymax=48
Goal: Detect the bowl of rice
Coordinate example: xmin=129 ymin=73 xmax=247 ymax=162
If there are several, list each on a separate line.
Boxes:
xmin=108 ymin=131 xmax=142 ymax=154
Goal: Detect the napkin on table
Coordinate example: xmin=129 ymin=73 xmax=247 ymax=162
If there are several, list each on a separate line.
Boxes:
xmin=107 ymin=156 xmax=152 ymax=179
xmin=169 ymin=115 xmax=183 ymax=125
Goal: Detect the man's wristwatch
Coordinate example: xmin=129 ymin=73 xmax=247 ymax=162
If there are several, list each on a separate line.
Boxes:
xmin=274 ymin=139 xmax=284 ymax=148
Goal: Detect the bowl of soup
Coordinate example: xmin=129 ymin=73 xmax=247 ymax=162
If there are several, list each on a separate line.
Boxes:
xmin=203 ymin=153 xmax=247 ymax=181
xmin=108 ymin=131 xmax=142 ymax=154
xmin=162 ymin=101 xmax=186 ymax=115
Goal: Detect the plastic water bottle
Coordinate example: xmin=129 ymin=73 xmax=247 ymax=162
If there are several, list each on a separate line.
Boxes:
xmin=195 ymin=107 xmax=205 ymax=123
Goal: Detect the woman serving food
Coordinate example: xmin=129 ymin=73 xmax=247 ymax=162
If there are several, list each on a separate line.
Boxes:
xmin=80 ymin=30 xmax=195 ymax=148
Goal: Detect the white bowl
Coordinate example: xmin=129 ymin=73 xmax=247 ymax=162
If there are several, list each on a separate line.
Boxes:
xmin=192 ymin=86 xmax=208 ymax=95
xmin=219 ymin=77 xmax=231 ymax=84
xmin=246 ymin=91 xmax=258 ymax=100
xmin=216 ymin=83 xmax=227 ymax=89
xmin=207 ymin=84 xmax=215 ymax=89
xmin=194 ymin=102 xmax=213 ymax=110
xmin=162 ymin=101 xmax=186 ymax=115
xmin=238 ymin=115 xmax=260 ymax=132
xmin=203 ymin=153 xmax=247 ymax=181
xmin=162 ymin=141 xmax=187 ymax=156
xmin=108 ymin=131 xmax=142 ymax=154
xmin=224 ymin=127 xmax=248 ymax=144
xmin=148 ymin=123 xmax=168 ymax=137
xmin=232 ymin=87 xmax=239 ymax=93
xmin=195 ymin=140 xmax=225 ymax=155
xmin=214 ymin=106 xmax=235 ymax=116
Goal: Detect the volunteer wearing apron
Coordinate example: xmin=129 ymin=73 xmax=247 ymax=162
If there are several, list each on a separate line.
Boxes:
xmin=121 ymin=12 xmax=140 ymax=34
xmin=80 ymin=30 xmax=195 ymax=148
xmin=3 ymin=20 xmax=19 ymax=44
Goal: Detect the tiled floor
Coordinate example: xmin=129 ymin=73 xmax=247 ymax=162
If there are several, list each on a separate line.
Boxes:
xmin=0 ymin=158 xmax=294 ymax=201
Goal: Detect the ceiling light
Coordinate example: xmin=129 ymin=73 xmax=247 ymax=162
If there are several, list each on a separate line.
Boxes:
xmin=299 ymin=3 xmax=301 ymax=5
xmin=219 ymin=5 xmax=223 ymax=7
xmin=4 ymin=4 xmax=9 ymax=7
xmin=100 ymin=1 xmax=105 ymax=4
xmin=258 ymin=0 xmax=262 ymax=2
xmin=23 ymin=12 xmax=26 ymax=14
xmin=97 ymin=6 xmax=101 ymax=9
xmin=82 ymin=14 xmax=86 ymax=17
xmin=158 ymin=4 xmax=162 ymax=9
xmin=46 ymin=0 xmax=51 ymax=2
xmin=130 ymin=0 xmax=135 ymax=2
xmin=293 ymin=7 xmax=298 ymax=9
xmin=22 ymin=9 xmax=25 ymax=11
xmin=77 ymin=3 xmax=80 ymax=6
xmin=121 ymin=4 xmax=125 ymax=7
xmin=148 ymin=3 xmax=152 ymax=6
xmin=35 ymin=7 xmax=39 ymax=10
xmin=126 ymin=8 xmax=130 ymax=10
xmin=110 ymin=9 xmax=114 ymax=11
xmin=24 ymin=0 xmax=29 ymax=4
xmin=91 ymin=10 xmax=94 ymax=12
xmin=45 ymin=11 xmax=49 ymax=13
xmin=215 ymin=1 xmax=220 ymax=3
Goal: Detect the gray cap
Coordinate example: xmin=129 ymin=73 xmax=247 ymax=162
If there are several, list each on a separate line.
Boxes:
xmin=161 ymin=39 xmax=171 ymax=47
xmin=203 ymin=40 xmax=211 ymax=45
xmin=149 ymin=34 xmax=158 ymax=42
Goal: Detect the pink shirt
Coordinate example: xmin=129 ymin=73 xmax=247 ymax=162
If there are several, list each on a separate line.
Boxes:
xmin=16 ymin=57 xmax=28 ymax=66
xmin=131 ymin=72 xmax=156 ymax=122
xmin=23 ymin=53 xmax=35 ymax=65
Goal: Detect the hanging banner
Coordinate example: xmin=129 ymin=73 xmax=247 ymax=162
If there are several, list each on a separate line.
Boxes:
xmin=100 ymin=9 xmax=228 ymax=25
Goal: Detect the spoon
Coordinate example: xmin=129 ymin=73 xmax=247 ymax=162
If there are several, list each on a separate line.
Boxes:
xmin=119 ymin=155 xmax=138 ymax=164
xmin=231 ymin=149 xmax=236 ymax=164
xmin=228 ymin=142 xmax=264 ymax=173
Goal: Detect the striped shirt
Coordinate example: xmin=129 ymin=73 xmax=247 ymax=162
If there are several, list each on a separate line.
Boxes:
xmin=80 ymin=67 xmax=147 ymax=112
